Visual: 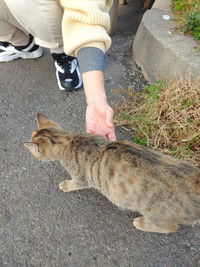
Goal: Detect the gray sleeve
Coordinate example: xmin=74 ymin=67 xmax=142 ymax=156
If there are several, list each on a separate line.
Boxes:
xmin=77 ymin=47 xmax=105 ymax=74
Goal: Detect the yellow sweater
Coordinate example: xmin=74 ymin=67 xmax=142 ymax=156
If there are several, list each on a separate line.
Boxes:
xmin=60 ymin=0 xmax=114 ymax=57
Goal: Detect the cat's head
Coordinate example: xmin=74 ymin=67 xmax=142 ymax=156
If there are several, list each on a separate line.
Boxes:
xmin=24 ymin=113 xmax=63 ymax=161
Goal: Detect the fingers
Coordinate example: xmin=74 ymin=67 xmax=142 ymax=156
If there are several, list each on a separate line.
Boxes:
xmin=105 ymin=107 xmax=114 ymax=128
xmin=106 ymin=107 xmax=116 ymax=141
xmin=107 ymin=129 xmax=117 ymax=141
xmin=86 ymin=128 xmax=93 ymax=134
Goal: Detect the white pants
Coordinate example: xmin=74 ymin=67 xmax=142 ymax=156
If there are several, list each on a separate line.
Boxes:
xmin=0 ymin=0 xmax=64 ymax=53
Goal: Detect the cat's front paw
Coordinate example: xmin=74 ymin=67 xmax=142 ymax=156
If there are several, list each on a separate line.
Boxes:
xmin=59 ymin=180 xmax=70 ymax=192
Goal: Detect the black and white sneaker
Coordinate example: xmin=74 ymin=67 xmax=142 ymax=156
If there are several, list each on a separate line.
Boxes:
xmin=52 ymin=53 xmax=82 ymax=91
xmin=0 ymin=35 xmax=42 ymax=63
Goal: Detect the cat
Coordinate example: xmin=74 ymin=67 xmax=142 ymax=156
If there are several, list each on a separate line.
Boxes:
xmin=24 ymin=113 xmax=200 ymax=233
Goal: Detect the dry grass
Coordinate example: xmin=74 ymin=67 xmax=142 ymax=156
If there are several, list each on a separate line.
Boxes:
xmin=115 ymin=78 xmax=200 ymax=167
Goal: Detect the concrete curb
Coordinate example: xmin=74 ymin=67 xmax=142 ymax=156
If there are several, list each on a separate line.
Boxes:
xmin=133 ymin=0 xmax=200 ymax=83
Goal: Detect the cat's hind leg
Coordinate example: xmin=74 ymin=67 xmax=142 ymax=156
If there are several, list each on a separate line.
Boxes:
xmin=59 ymin=179 xmax=89 ymax=193
xmin=133 ymin=216 xmax=179 ymax=233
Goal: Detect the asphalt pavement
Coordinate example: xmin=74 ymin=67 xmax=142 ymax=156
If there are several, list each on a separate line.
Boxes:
xmin=0 ymin=1 xmax=200 ymax=266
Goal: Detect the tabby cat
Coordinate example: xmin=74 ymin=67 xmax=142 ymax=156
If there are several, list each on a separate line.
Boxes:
xmin=24 ymin=113 xmax=200 ymax=233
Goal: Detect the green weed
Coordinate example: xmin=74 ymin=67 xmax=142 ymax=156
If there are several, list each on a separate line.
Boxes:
xmin=172 ymin=0 xmax=200 ymax=41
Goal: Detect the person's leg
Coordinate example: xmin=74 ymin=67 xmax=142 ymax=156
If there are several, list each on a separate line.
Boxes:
xmin=2 ymin=0 xmax=82 ymax=90
xmin=0 ymin=0 xmax=42 ymax=62
xmin=0 ymin=0 xmax=29 ymax=45
xmin=4 ymin=0 xmax=64 ymax=53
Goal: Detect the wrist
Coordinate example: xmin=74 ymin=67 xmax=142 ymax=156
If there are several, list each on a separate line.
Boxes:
xmin=82 ymin=70 xmax=107 ymax=105
xmin=86 ymin=93 xmax=107 ymax=106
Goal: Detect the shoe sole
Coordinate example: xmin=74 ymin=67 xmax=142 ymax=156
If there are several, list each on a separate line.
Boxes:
xmin=0 ymin=46 xmax=43 ymax=63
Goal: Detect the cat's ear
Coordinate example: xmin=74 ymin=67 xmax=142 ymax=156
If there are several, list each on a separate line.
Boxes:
xmin=36 ymin=113 xmax=62 ymax=129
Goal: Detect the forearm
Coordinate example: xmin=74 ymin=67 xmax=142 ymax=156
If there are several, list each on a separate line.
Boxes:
xmin=82 ymin=70 xmax=107 ymax=105
xmin=77 ymin=46 xmax=107 ymax=104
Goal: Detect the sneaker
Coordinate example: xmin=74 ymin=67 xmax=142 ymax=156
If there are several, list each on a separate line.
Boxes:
xmin=52 ymin=53 xmax=82 ymax=91
xmin=0 ymin=35 xmax=42 ymax=63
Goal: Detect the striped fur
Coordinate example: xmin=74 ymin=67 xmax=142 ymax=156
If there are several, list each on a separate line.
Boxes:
xmin=24 ymin=114 xmax=200 ymax=233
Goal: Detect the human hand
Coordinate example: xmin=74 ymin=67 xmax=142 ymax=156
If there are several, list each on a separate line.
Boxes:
xmin=86 ymin=102 xmax=116 ymax=141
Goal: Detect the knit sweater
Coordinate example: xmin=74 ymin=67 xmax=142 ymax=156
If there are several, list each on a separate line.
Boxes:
xmin=60 ymin=0 xmax=114 ymax=73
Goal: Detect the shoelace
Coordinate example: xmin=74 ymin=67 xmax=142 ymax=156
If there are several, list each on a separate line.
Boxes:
xmin=56 ymin=54 xmax=73 ymax=74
